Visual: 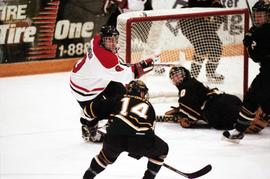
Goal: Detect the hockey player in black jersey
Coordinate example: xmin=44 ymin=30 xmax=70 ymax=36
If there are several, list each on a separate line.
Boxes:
xmin=223 ymin=0 xmax=270 ymax=142
xmin=82 ymin=80 xmax=169 ymax=179
xmin=165 ymin=66 xmax=242 ymax=130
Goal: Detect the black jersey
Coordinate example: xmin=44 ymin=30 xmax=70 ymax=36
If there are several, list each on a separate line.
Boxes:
xmin=245 ymin=23 xmax=270 ymax=64
xmin=84 ymin=94 xmax=156 ymax=135
xmin=176 ymin=78 xmax=219 ymax=121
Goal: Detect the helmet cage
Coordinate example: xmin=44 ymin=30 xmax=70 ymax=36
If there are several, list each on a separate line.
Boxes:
xmin=102 ymin=35 xmax=119 ymax=54
xmin=252 ymin=0 xmax=270 ymax=26
xmin=169 ymin=66 xmax=188 ymax=86
xmin=99 ymin=25 xmax=119 ymax=53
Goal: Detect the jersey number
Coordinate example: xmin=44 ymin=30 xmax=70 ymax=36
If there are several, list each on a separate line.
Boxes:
xmin=72 ymin=55 xmax=86 ymax=73
xmin=120 ymin=97 xmax=149 ymax=119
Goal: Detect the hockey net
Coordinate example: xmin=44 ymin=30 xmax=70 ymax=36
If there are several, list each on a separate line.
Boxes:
xmin=117 ymin=8 xmax=249 ymax=101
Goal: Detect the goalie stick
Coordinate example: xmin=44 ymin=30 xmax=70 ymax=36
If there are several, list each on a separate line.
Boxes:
xmin=152 ymin=54 xmax=179 ymax=67
xmin=156 ymin=115 xmax=176 ymax=122
xmin=163 ymin=163 xmax=212 ymax=178
xmin=154 ymin=63 xmax=178 ymax=67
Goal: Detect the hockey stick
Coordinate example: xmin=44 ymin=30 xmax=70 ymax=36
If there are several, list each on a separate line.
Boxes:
xmin=154 ymin=63 xmax=178 ymax=67
xmin=156 ymin=115 xmax=176 ymax=122
xmin=152 ymin=54 xmax=179 ymax=67
xmin=245 ymin=0 xmax=255 ymax=26
xmin=163 ymin=163 xmax=212 ymax=178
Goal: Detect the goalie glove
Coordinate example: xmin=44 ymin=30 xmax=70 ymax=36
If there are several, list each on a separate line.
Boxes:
xmin=245 ymin=107 xmax=270 ymax=134
xmin=177 ymin=115 xmax=196 ymax=128
xmin=132 ymin=58 xmax=154 ymax=78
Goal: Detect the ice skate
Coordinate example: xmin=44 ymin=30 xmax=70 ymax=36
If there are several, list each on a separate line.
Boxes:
xmin=206 ymin=73 xmax=224 ymax=83
xmin=222 ymin=129 xmax=244 ymax=143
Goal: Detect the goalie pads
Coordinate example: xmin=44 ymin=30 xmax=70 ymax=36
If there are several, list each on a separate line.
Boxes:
xmin=245 ymin=107 xmax=270 ymax=134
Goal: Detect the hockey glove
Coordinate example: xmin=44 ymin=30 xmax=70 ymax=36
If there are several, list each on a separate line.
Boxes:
xmin=245 ymin=107 xmax=270 ymax=133
xmin=132 ymin=58 xmax=154 ymax=78
xmin=243 ymin=26 xmax=256 ymax=47
xmin=243 ymin=32 xmax=253 ymax=47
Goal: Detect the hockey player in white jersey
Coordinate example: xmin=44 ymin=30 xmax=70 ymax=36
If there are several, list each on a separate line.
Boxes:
xmin=70 ymin=25 xmax=154 ymax=142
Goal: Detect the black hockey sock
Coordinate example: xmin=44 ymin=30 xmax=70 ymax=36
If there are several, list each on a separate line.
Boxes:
xmin=235 ymin=118 xmax=251 ymax=132
xmin=143 ymin=161 xmax=162 ymax=179
xmin=83 ymin=157 xmax=105 ymax=179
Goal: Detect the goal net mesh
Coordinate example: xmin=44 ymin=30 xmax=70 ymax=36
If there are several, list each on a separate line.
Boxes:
xmin=117 ymin=8 xmax=249 ymax=101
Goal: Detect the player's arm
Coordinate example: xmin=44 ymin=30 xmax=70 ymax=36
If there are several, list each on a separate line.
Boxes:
xmin=83 ymin=97 xmax=117 ymax=120
xmin=131 ymin=58 xmax=154 ymax=78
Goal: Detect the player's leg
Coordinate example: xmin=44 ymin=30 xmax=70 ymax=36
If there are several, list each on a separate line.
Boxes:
xmin=205 ymin=94 xmax=241 ymax=130
xmin=190 ymin=53 xmax=204 ymax=79
xmin=143 ymin=135 xmax=169 ymax=179
xmin=101 ymin=81 xmax=127 ymax=98
xmin=79 ymin=99 xmax=105 ymax=143
xmin=80 ymin=114 xmax=103 ymax=143
xmin=83 ymin=135 xmax=123 ymax=179
xmin=205 ymin=35 xmax=224 ymax=82
xmin=127 ymin=134 xmax=169 ymax=179
xmin=81 ymin=81 xmax=126 ymax=142
xmin=223 ymin=76 xmax=264 ymax=141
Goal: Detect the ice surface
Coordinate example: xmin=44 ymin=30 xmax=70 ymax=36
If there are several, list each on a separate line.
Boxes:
xmin=0 ymin=61 xmax=269 ymax=179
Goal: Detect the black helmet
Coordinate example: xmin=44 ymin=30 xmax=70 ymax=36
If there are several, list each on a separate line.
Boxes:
xmin=252 ymin=0 xmax=270 ymax=12
xmin=127 ymin=80 xmax=149 ymax=97
xmin=99 ymin=25 xmax=119 ymax=38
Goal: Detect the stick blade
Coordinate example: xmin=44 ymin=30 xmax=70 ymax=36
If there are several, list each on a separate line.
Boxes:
xmin=186 ymin=164 xmax=212 ymax=178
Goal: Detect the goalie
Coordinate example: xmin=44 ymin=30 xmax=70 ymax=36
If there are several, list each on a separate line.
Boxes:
xmin=164 ymin=66 xmax=270 ymax=134
xmin=164 ymin=66 xmax=242 ymax=130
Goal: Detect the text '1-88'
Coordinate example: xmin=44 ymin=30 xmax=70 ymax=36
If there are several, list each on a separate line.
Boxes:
xmin=58 ymin=42 xmax=90 ymax=57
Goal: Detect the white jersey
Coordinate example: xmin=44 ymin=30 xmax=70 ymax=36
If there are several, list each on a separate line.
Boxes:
xmin=70 ymin=34 xmax=135 ymax=102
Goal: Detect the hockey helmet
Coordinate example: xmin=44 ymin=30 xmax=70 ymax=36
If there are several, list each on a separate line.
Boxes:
xmin=169 ymin=66 xmax=191 ymax=86
xmin=99 ymin=25 xmax=119 ymax=38
xmin=127 ymin=80 xmax=149 ymax=99
xmin=99 ymin=25 xmax=119 ymax=53
xmin=252 ymin=0 xmax=270 ymax=26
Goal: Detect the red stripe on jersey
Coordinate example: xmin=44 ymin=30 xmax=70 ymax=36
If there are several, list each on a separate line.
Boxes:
xmin=70 ymin=79 xmax=104 ymax=93
xmin=93 ymin=35 xmax=119 ymax=69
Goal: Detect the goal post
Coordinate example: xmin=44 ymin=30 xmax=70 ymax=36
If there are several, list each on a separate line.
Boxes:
xmin=117 ymin=8 xmax=250 ymax=99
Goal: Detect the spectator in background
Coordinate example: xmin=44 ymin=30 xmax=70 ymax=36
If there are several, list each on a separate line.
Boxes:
xmin=104 ymin=0 xmax=153 ymax=27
